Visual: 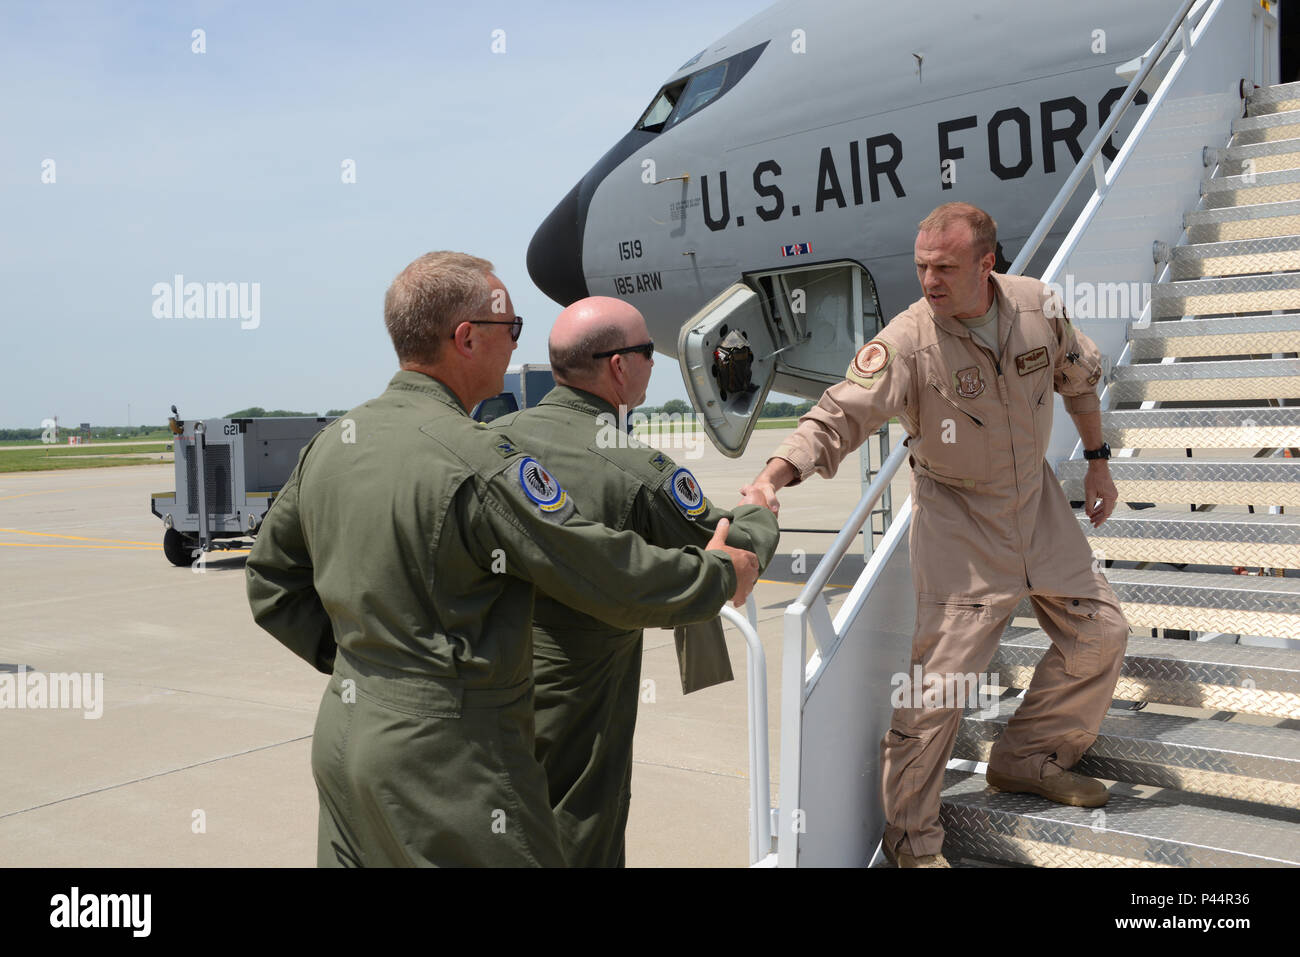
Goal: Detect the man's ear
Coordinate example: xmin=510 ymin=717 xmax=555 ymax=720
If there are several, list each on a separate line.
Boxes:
xmin=448 ymin=321 xmax=475 ymax=358
xmin=980 ymin=251 xmax=996 ymax=276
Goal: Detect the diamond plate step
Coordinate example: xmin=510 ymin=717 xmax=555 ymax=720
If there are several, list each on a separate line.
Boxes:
xmin=1212 ymin=137 xmax=1300 ymax=177
xmin=1058 ymin=457 xmax=1300 ymax=507
xmin=1169 ymin=236 xmax=1300 ymax=280
xmin=1200 ymin=167 xmax=1300 ymax=208
xmin=1129 ymin=314 xmax=1300 ymax=357
xmin=1186 ymin=200 xmax=1300 ymax=242
xmin=991 ymin=627 xmax=1300 ymax=719
xmin=1079 ymin=506 xmax=1300 ymax=571
xmin=1014 ymin=568 xmax=1300 ymax=640
xmin=956 ymin=700 xmax=1300 ymax=809
xmin=1232 ymin=109 xmax=1300 ymax=145
xmin=939 ymin=770 xmax=1300 ymax=866
xmin=1108 ymin=358 xmax=1300 ymax=402
xmin=1100 ymin=406 xmax=1300 ymax=448
xmin=1247 ymin=80 xmax=1300 ymax=117
xmin=1152 ymin=274 xmax=1300 ymax=317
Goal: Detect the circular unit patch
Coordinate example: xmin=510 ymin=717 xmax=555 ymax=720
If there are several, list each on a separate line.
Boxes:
xmin=852 ymin=340 xmax=890 ymax=378
xmin=668 ymin=467 xmax=708 ymax=519
xmin=518 ymin=457 xmax=567 ymax=512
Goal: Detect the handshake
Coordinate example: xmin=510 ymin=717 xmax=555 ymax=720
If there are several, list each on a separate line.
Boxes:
xmin=701 ymin=483 xmax=782 ymax=610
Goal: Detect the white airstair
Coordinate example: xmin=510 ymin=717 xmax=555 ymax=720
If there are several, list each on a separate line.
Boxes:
xmin=746 ymin=0 xmax=1300 ymax=867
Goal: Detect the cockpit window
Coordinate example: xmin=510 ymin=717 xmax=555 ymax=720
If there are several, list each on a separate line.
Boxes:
xmin=665 ymin=62 xmax=726 ymax=129
xmin=634 ymin=41 xmax=768 ymax=134
xmin=637 ymin=87 xmax=680 ymax=130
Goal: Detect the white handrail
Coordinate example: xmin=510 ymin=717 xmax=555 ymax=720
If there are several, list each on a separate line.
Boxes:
xmin=1008 ymin=0 xmax=1203 ymax=278
xmin=721 ymin=595 xmax=769 ymax=864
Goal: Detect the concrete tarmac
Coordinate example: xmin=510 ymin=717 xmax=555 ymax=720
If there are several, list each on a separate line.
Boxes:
xmin=0 ymin=426 xmax=912 ymax=867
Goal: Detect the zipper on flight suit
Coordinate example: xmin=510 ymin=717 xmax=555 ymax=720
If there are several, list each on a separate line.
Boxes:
xmin=929 ymin=382 xmax=983 ymax=427
xmin=971 ymin=335 xmax=1033 ymax=590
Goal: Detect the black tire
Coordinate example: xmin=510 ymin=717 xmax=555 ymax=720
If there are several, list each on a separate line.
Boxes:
xmin=163 ymin=528 xmax=196 ymax=567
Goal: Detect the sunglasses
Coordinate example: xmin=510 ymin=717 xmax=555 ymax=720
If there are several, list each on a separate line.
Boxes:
xmin=457 ymin=317 xmax=523 ymax=341
xmin=593 ymin=341 xmax=654 ymax=360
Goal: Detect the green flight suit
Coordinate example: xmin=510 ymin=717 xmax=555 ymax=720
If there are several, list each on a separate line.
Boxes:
xmin=245 ymin=371 xmax=740 ymax=867
xmin=491 ymin=386 xmax=780 ymax=867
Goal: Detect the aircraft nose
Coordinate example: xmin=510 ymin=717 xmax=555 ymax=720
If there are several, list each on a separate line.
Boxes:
xmin=527 ymin=179 xmax=590 ymax=307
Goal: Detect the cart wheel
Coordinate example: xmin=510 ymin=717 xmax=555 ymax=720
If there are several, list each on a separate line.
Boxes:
xmin=163 ymin=528 xmax=197 ymax=567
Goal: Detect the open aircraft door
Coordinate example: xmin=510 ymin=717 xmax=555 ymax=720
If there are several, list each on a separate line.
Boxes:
xmin=678 ymin=261 xmax=883 ymax=457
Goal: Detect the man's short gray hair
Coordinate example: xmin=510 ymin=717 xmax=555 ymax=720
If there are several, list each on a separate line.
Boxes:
xmin=550 ymin=325 xmax=627 ymax=382
xmin=384 ymin=251 xmax=495 ymax=365
xmin=918 ymin=202 xmax=998 ymax=260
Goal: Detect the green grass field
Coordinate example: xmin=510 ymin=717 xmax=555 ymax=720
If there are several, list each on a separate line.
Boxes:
xmin=0 ymin=442 xmax=173 ymax=473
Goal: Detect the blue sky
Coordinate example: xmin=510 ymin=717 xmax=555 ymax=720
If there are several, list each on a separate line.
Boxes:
xmin=0 ymin=0 xmax=772 ymax=427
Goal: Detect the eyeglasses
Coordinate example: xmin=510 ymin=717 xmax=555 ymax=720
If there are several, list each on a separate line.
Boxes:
xmin=456 ymin=317 xmax=523 ymax=341
xmin=593 ymin=341 xmax=654 ymax=360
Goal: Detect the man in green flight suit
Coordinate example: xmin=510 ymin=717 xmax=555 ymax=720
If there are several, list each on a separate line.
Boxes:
xmin=491 ymin=296 xmax=780 ymax=867
xmin=245 ymin=252 xmax=760 ymax=867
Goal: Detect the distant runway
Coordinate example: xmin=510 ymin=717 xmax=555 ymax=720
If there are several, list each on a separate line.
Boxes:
xmin=0 ymin=427 xmax=909 ymax=866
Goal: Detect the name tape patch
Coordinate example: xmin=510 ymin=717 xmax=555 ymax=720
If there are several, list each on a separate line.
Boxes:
xmin=1015 ymin=346 xmax=1049 ymax=376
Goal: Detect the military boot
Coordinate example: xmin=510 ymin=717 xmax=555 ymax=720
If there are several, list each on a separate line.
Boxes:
xmin=884 ymin=842 xmax=951 ymax=868
xmin=986 ymin=760 xmax=1110 ymax=808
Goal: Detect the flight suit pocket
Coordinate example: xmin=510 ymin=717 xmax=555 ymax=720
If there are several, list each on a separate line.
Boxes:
xmin=1032 ymin=380 xmax=1051 ymax=462
xmin=1061 ymin=598 xmax=1102 ymax=678
xmin=917 ymin=378 xmax=991 ymax=484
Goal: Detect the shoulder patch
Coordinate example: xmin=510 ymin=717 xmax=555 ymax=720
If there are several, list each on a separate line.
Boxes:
xmin=847 ymin=339 xmax=893 ymax=388
xmin=649 ymin=450 xmax=670 ymax=472
xmin=663 ymin=467 xmax=708 ymax=520
xmin=517 ymin=457 xmax=572 ymax=521
xmin=494 ymin=440 xmax=518 ymax=458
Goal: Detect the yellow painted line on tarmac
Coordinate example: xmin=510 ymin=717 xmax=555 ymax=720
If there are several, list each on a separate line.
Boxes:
xmin=0 ymin=483 xmax=121 ymax=502
xmin=0 ymin=527 xmax=158 ymax=546
xmin=0 ymin=542 xmax=251 ymax=555
xmin=0 ymin=542 xmax=159 ymax=550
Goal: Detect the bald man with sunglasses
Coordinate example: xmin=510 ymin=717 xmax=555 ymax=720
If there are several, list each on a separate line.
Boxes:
xmin=491 ymin=296 xmax=780 ymax=867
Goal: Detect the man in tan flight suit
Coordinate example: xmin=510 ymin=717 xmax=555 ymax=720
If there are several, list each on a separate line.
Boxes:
xmin=246 ymin=252 xmax=759 ymax=867
xmin=744 ymin=203 xmax=1129 ymax=867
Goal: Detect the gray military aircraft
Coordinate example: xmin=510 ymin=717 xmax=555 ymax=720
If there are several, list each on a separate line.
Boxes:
xmin=528 ymin=0 xmax=1176 ymax=455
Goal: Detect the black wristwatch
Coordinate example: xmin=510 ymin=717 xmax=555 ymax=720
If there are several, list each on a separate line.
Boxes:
xmin=1083 ymin=442 xmax=1111 ymax=461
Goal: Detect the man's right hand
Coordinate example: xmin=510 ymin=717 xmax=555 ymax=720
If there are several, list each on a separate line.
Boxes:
xmin=706 ymin=518 xmax=759 ymax=608
xmin=739 ymin=482 xmax=780 ymax=516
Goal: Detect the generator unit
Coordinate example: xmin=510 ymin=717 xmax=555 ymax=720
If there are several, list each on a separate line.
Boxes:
xmin=472 ymin=363 xmax=554 ymax=423
xmin=151 ymin=406 xmax=334 ymax=566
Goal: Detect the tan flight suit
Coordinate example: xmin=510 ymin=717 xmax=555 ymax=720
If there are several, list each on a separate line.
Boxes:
xmin=771 ymin=272 xmax=1129 ymax=859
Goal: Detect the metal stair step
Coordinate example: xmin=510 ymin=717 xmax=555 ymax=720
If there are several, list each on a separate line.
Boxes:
xmin=1100 ymin=406 xmax=1300 ymax=448
xmin=1152 ymin=274 xmax=1300 ymax=317
xmin=1014 ymin=567 xmax=1300 ymax=640
xmin=1058 ymin=457 xmax=1300 ymax=507
xmin=1079 ymin=506 xmax=1300 ymax=571
xmin=1186 ymin=199 xmax=1300 ymax=242
xmin=1169 ymin=236 xmax=1300 ymax=280
xmin=991 ymin=626 xmax=1300 ymax=719
xmin=1129 ymin=313 xmax=1300 ymax=357
xmin=1200 ymin=167 xmax=1300 ymax=208
xmin=1246 ymin=80 xmax=1300 ymax=117
xmin=956 ymin=700 xmax=1300 ymax=810
xmin=939 ymin=769 xmax=1300 ymax=866
xmin=1211 ymin=136 xmax=1300 ymax=176
xmin=1109 ymin=357 xmax=1300 ymax=402
xmin=1232 ymin=109 xmax=1300 ymax=145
